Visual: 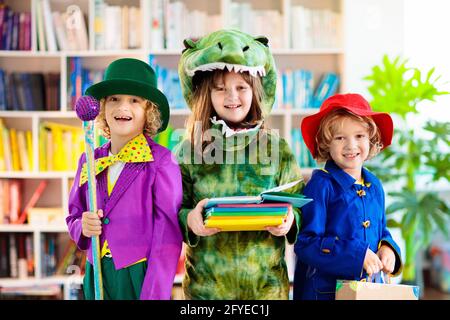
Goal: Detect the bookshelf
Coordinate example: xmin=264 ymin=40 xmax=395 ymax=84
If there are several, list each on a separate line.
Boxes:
xmin=0 ymin=0 xmax=345 ymax=299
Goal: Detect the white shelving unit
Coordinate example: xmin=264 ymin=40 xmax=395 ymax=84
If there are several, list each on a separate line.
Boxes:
xmin=0 ymin=0 xmax=345 ymax=299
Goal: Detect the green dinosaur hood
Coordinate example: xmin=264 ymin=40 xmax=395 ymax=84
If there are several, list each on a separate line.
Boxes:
xmin=178 ymin=29 xmax=277 ymax=116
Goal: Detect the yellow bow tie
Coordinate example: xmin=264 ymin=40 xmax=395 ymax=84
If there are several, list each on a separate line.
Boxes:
xmin=79 ymin=134 xmax=153 ymax=186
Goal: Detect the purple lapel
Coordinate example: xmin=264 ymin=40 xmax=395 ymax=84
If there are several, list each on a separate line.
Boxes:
xmin=102 ymin=162 xmax=146 ymax=216
xmin=94 ymin=139 xmax=149 ymax=217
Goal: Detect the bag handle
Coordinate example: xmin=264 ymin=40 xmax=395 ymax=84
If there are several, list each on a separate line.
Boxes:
xmin=365 ymin=271 xmax=391 ymax=284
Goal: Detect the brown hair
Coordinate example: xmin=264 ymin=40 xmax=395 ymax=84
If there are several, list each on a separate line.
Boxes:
xmin=96 ymin=98 xmax=162 ymax=139
xmin=185 ymin=70 xmax=265 ymax=149
xmin=315 ymin=109 xmax=382 ymax=163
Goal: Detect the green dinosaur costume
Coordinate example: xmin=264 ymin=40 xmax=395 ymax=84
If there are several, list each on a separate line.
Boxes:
xmin=175 ymin=29 xmax=304 ymax=300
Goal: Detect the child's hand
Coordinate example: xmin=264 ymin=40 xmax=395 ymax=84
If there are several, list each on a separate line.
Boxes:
xmin=377 ymin=245 xmax=396 ymax=274
xmin=363 ymin=248 xmax=384 ymax=276
xmin=266 ymin=205 xmax=294 ymax=237
xmin=82 ymin=209 xmax=103 ymax=237
xmin=187 ymin=199 xmax=221 ymax=237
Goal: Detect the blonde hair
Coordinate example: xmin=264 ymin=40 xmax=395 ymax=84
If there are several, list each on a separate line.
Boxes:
xmin=96 ymin=98 xmax=162 ymax=139
xmin=315 ymin=109 xmax=383 ymax=163
xmin=185 ymin=70 xmax=265 ymax=149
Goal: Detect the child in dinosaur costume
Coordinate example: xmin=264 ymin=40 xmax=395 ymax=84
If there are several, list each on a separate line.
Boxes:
xmin=175 ymin=29 xmax=304 ymax=299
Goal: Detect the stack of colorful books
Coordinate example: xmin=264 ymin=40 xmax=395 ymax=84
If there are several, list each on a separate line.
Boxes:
xmin=203 ymin=179 xmax=312 ymax=232
xmin=204 ymin=203 xmax=291 ymax=232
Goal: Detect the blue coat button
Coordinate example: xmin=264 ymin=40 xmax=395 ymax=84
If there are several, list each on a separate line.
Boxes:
xmin=103 ymin=217 xmax=110 ymax=225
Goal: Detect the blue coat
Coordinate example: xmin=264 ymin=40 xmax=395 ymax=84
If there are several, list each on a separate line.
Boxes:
xmin=293 ymin=160 xmax=402 ymax=300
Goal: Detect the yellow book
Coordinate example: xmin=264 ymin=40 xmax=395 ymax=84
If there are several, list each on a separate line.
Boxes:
xmin=10 ymin=128 xmax=20 ymax=171
xmin=26 ymin=131 xmax=33 ymax=170
xmin=52 ymin=125 xmax=64 ymax=171
xmin=46 ymin=130 xmax=53 ymax=171
xmin=63 ymin=130 xmax=73 ymax=170
xmin=39 ymin=125 xmax=47 ymax=171
xmin=16 ymin=131 xmax=30 ymax=171
xmin=2 ymin=125 xmax=12 ymax=171
xmin=72 ymin=130 xmax=84 ymax=171
xmin=204 ymin=216 xmax=284 ymax=232
xmin=42 ymin=122 xmax=83 ymax=171
xmin=0 ymin=119 xmax=4 ymax=171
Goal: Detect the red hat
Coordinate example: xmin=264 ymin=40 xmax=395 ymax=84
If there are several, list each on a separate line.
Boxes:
xmin=301 ymin=93 xmax=393 ymax=158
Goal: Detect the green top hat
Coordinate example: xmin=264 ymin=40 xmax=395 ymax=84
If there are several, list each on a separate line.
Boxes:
xmin=85 ymin=58 xmax=170 ymax=132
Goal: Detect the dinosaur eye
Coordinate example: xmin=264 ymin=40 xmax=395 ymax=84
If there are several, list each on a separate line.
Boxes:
xmin=218 ymin=42 xmax=223 ymax=50
xmin=243 ymin=45 xmax=249 ymax=51
xmin=182 ymin=38 xmax=197 ymax=54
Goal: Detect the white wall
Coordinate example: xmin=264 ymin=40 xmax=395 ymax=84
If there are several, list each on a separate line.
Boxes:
xmin=343 ymin=0 xmax=405 ymax=94
xmin=404 ymin=0 xmax=450 ymax=123
xmin=343 ymin=0 xmax=450 ymax=123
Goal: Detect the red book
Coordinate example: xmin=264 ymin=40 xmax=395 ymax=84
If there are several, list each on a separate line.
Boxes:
xmin=15 ymin=180 xmax=48 ymax=224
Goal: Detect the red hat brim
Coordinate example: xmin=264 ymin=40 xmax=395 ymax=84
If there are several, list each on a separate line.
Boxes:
xmin=301 ymin=95 xmax=393 ymax=159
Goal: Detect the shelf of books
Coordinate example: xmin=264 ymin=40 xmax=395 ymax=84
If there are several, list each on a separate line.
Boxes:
xmin=0 ymin=0 xmax=344 ymax=299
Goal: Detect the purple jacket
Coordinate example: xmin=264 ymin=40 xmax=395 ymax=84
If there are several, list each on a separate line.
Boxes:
xmin=66 ymin=135 xmax=183 ymax=300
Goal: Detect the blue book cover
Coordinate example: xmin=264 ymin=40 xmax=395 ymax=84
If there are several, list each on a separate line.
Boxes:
xmin=282 ymin=70 xmax=294 ymax=109
xmin=4 ymin=9 xmax=13 ymax=50
xmin=0 ymin=69 xmax=6 ymax=110
xmin=313 ymin=72 xmax=339 ymax=108
xmin=21 ymin=73 xmax=34 ymax=111
xmin=293 ymin=69 xmax=302 ymax=109
xmin=5 ymin=72 xmax=18 ymax=110
xmin=205 ymin=179 xmax=311 ymax=209
xmin=304 ymin=70 xmax=313 ymax=108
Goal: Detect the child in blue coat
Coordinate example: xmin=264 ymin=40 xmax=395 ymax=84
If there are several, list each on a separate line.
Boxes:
xmin=293 ymin=93 xmax=403 ymax=300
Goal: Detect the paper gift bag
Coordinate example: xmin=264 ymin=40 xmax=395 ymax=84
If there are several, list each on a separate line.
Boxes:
xmin=335 ymin=273 xmax=420 ymax=300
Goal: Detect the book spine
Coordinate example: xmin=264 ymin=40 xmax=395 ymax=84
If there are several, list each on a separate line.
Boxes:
xmin=16 ymin=130 xmax=30 ymax=172
xmin=9 ymin=234 xmax=18 ymax=277
xmin=26 ymin=130 xmax=33 ymax=170
xmin=11 ymin=12 xmax=19 ymax=50
xmin=41 ymin=0 xmax=56 ymax=51
xmin=4 ymin=9 xmax=13 ymax=50
xmin=94 ymin=0 xmax=105 ymax=50
xmin=35 ymin=0 xmax=47 ymax=51
xmin=10 ymin=128 xmax=20 ymax=171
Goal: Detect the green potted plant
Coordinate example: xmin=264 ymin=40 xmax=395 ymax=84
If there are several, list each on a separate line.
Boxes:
xmin=364 ymin=55 xmax=450 ymax=285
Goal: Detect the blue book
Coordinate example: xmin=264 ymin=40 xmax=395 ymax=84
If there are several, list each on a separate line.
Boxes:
xmin=282 ymin=70 xmax=294 ymax=109
xmin=4 ymin=73 xmax=17 ymax=110
xmin=0 ymin=69 xmax=6 ymax=110
xmin=304 ymin=70 xmax=313 ymax=108
xmin=3 ymin=9 xmax=13 ymax=50
xmin=312 ymin=72 xmax=339 ymax=108
xmin=21 ymin=73 xmax=34 ymax=111
xmin=293 ymin=69 xmax=302 ymax=109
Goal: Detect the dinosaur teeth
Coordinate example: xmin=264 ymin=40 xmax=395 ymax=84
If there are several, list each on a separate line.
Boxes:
xmin=187 ymin=63 xmax=266 ymax=78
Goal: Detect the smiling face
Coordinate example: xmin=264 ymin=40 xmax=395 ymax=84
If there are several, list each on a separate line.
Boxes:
xmin=210 ymin=71 xmax=253 ymax=127
xmin=179 ymin=29 xmax=277 ymax=116
xmin=328 ymin=116 xmax=371 ymax=180
xmin=104 ymin=94 xmax=147 ymax=142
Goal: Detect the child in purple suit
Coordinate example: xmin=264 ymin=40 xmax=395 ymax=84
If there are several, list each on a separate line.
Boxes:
xmin=67 ymin=58 xmax=183 ymax=300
